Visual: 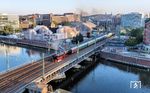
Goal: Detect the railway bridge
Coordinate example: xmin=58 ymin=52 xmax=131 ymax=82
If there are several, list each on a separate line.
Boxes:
xmin=0 ymin=37 xmax=111 ymax=93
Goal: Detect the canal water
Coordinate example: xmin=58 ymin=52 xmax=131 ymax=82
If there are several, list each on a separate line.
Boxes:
xmin=0 ymin=44 xmax=53 ymax=73
xmin=68 ymin=60 xmax=150 ymax=93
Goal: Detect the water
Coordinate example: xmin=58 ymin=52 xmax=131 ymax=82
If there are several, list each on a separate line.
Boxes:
xmin=70 ymin=61 xmax=150 ymax=93
xmin=0 ymin=44 xmax=53 ymax=73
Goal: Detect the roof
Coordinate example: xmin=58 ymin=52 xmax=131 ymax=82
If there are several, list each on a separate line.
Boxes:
xmin=145 ymin=18 xmax=150 ymax=23
xmin=83 ymin=21 xmax=96 ymax=29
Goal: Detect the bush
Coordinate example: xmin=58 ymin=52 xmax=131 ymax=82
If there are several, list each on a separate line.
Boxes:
xmin=125 ymin=37 xmax=138 ymax=46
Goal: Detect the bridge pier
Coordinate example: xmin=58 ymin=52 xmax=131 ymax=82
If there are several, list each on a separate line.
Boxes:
xmin=27 ymin=40 xmax=108 ymax=93
xmin=74 ymin=64 xmax=82 ymax=69
xmin=27 ymin=83 xmax=48 ymax=93
xmin=52 ymin=73 xmax=66 ymax=81
xmin=85 ymin=57 xmax=93 ymax=61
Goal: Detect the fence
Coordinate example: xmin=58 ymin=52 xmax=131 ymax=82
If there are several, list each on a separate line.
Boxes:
xmin=100 ymin=51 xmax=150 ymax=68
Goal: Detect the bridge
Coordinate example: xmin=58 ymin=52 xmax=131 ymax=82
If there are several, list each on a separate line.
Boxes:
xmin=0 ymin=36 xmax=111 ymax=93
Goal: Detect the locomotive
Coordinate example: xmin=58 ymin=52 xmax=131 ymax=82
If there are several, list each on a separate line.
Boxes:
xmin=53 ymin=33 xmax=114 ymax=62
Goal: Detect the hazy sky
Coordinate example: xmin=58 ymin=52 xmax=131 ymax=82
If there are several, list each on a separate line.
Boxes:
xmin=0 ymin=0 xmax=149 ymax=14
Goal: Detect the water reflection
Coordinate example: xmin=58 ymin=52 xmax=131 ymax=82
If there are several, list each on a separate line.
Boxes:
xmin=0 ymin=44 xmax=51 ymax=73
xmin=102 ymin=60 xmax=150 ymax=88
xmin=70 ymin=60 xmax=150 ymax=93
xmin=0 ymin=44 xmax=21 ymax=56
xmin=26 ymin=49 xmax=42 ymax=57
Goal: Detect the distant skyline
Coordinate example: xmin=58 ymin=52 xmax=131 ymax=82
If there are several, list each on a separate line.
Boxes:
xmin=0 ymin=0 xmax=149 ymax=15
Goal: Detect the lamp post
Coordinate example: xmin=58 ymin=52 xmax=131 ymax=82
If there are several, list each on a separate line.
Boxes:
xmin=48 ymin=37 xmax=51 ymax=51
xmin=77 ymin=40 xmax=80 ymax=61
xmin=94 ymin=35 xmax=97 ymax=51
xmin=42 ymin=53 xmax=45 ymax=78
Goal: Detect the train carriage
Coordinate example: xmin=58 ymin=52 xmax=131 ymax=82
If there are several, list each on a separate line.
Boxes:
xmin=54 ymin=33 xmax=114 ymax=62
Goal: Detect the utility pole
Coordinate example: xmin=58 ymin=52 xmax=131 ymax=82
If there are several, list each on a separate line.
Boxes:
xmin=94 ymin=36 xmax=97 ymax=51
xmin=48 ymin=37 xmax=51 ymax=51
xmin=42 ymin=53 xmax=45 ymax=78
xmin=77 ymin=41 xmax=79 ymax=60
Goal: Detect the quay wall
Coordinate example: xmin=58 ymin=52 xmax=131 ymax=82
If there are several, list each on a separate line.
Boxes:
xmin=100 ymin=51 xmax=150 ymax=69
xmin=0 ymin=37 xmax=49 ymax=48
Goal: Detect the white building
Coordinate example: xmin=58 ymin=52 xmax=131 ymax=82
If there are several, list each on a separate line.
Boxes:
xmin=22 ymin=25 xmax=68 ymax=42
xmin=0 ymin=13 xmax=19 ymax=30
xmin=121 ymin=13 xmax=142 ymax=29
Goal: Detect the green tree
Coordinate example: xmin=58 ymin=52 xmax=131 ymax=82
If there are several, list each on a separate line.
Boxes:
xmin=130 ymin=28 xmax=143 ymax=37
xmin=3 ymin=25 xmax=14 ymax=34
xmin=62 ymin=22 xmax=71 ymax=26
xmin=125 ymin=37 xmax=138 ymax=46
xmin=125 ymin=28 xmax=144 ymax=46
xmin=72 ymin=33 xmax=83 ymax=44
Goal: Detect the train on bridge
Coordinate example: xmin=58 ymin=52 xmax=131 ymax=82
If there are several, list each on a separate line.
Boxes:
xmin=53 ymin=33 xmax=114 ymax=62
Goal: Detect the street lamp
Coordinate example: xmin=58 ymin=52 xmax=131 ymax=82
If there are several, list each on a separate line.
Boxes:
xmin=48 ymin=37 xmax=51 ymax=51
xmin=94 ymin=35 xmax=97 ymax=51
xmin=42 ymin=53 xmax=45 ymax=78
xmin=77 ymin=40 xmax=80 ymax=61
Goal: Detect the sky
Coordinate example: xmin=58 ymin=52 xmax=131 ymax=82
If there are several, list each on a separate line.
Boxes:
xmin=0 ymin=0 xmax=149 ymax=15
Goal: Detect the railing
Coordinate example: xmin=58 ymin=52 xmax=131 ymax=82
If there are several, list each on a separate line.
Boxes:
xmin=35 ymin=41 xmax=105 ymax=84
xmin=100 ymin=51 xmax=150 ymax=68
xmin=11 ymin=37 xmax=108 ymax=93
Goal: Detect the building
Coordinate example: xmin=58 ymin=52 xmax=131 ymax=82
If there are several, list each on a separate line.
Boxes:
xmin=121 ymin=12 xmax=142 ymax=29
xmin=113 ymin=14 xmax=121 ymax=27
xmin=51 ymin=14 xmax=67 ymax=28
xmin=20 ymin=14 xmax=52 ymax=29
xmin=64 ymin=13 xmax=80 ymax=22
xmin=51 ymin=13 xmax=80 ymax=28
xmin=0 ymin=13 xmax=19 ymax=31
xmin=19 ymin=14 xmax=36 ymax=29
xmin=142 ymin=18 xmax=150 ymax=53
xmin=36 ymin=14 xmax=52 ymax=27
xmin=85 ymin=14 xmax=114 ymax=31
xmin=143 ymin=18 xmax=150 ymax=45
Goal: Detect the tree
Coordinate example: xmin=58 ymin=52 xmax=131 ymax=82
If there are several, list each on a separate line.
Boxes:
xmin=125 ymin=28 xmax=144 ymax=46
xmin=125 ymin=37 xmax=138 ymax=46
xmin=72 ymin=33 xmax=84 ymax=44
xmin=3 ymin=25 xmax=14 ymax=34
xmin=130 ymin=28 xmax=143 ymax=38
xmin=62 ymin=22 xmax=71 ymax=26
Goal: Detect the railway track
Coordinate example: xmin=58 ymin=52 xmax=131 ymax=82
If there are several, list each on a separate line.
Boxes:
xmin=0 ymin=37 xmax=111 ymax=93
xmin=0 ymin=56 xmax=52 ymax=81
xmin=1 ymin=62 xmax=62 ymax=93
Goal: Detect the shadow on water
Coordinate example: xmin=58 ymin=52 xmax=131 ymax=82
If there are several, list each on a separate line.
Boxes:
xmin=50 ymin=59 xmax=150 ymax=93
xmin=48 ymin=60 xmax=99 ymax=91
xmin=101 ymin=60 xmax=150 ymax=88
